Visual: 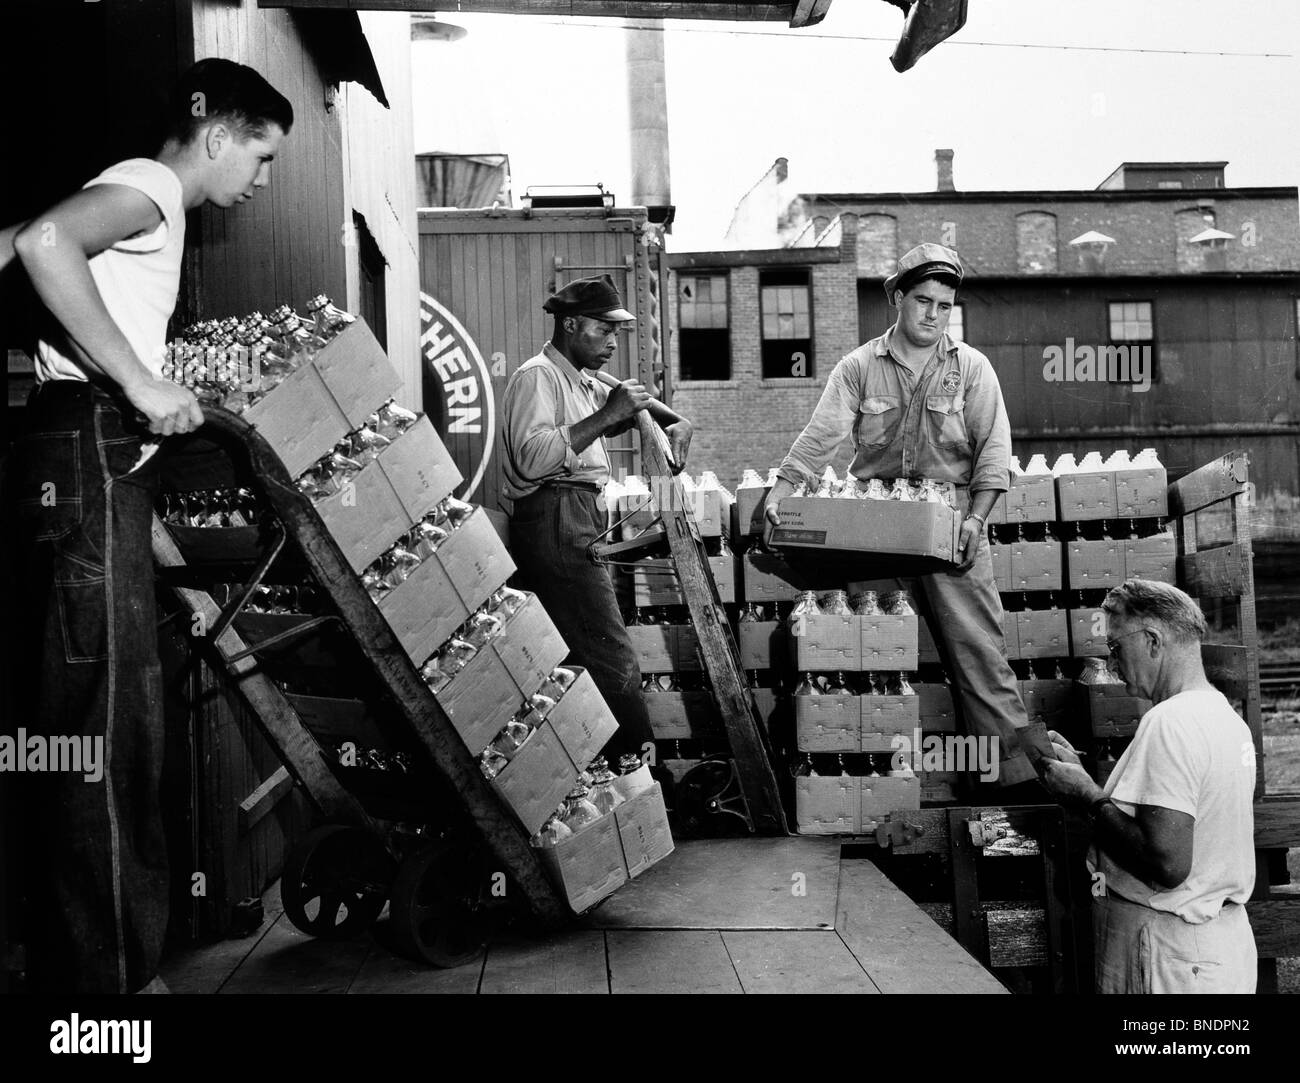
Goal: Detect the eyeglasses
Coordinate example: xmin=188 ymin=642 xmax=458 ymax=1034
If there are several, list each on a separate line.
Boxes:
xmin=1106 ymin=627 xmax=1152 ymax=657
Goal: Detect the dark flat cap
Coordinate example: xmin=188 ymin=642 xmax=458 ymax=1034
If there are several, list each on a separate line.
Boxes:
xmin=544 ymin=274 xmax=635 ymax=322
xmin=883 ymin=243 xmax=964 ymax=305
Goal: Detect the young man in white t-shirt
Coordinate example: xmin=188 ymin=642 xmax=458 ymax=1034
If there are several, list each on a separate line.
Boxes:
xmin=1 ymin=58 xmax=291 ymax=994
xmin=1041 ymin=578 xmax=1257 ymax=993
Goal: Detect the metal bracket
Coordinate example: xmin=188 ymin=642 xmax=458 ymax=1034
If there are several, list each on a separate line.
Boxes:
xmin=966 ymin=818 xmax=1006 ymax=849
xmin=875 ymin=817 xmax=926 ymax=849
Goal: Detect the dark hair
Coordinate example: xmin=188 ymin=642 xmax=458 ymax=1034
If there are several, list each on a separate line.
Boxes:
xmin=165 ymin=59 xmax=293 ymax=145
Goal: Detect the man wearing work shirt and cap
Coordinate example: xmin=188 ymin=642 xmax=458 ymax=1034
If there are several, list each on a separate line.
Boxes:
xmin=764 ymin=243 xmax=1038 ymax=791
xmin=502 ymin=274 xmax=693 ymax=772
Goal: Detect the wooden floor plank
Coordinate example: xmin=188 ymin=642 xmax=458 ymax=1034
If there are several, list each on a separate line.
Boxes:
xmin=348 ymin=934 xmax=484 ymax=994
xmin=480 ymin=930 xmax=609 ymax=994
xmin=590 ymin=838 xmax=841 ymax=930
xmin=835 ymin=858 xmax=1008 ymax=994
xmin=722 ymin=930 xmax=881 ymax=994
xmin=160 ymin=878 xmax=288 ymax=993
xmin=219 ymin=914 xmax=371 ymax=994
xmin=607 ymin=930 xmax=742 ymax=993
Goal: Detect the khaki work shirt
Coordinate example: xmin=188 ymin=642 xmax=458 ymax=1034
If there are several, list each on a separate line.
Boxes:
xmin=777 ymin=329 xmax=1012 ymax=496
xmin=501 ymin=342 xmax=612 ymax=512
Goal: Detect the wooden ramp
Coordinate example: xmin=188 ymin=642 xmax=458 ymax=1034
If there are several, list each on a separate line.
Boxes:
xmin=162 ymin=839 xmax=1006 ymax=994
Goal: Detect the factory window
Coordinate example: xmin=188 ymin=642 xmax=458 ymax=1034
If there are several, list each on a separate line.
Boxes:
xmin=947 ymin=303 xmax=965 ymax=343
xmin=760 ymin=268 xmax=813 ymax=378
xmin=1157 ymin=180 xmax=1185 ymax=190
xmin=1107 ymin=300 xmax=1158 ymax=384
xmin=677 ymin=273 xmax=730 ymax=380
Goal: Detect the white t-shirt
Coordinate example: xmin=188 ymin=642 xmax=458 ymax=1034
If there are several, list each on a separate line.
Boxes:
xmin=1091 ymin=688 xmax=1255 ymax=923
xmin=35 ymin=158 xmax=186 ymax=383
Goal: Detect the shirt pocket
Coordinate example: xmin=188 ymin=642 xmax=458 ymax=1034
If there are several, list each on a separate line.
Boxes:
xmin=855 ymin=395 xmax=901 ymax=449
xmin=925 ymin=394 xmax=968 ymax=449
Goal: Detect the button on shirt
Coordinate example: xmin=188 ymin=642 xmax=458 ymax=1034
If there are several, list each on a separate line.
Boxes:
xmin=501 ymin=342 xmax=612 ymax=512
xmin=776 ymin=329 xmax=1011 ymax=494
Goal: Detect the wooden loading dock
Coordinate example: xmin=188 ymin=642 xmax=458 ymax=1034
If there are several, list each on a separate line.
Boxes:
xmin=162 ymin=839 xmax=1006 ymax=994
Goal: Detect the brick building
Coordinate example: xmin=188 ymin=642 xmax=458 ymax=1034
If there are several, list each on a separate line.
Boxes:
xmin=666 ymin=216 xmax=861 ymax=488
xmin=668 ymin=155 xmax=1300 ymax=497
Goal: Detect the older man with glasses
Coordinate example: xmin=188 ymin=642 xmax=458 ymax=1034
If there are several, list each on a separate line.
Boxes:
xmin=1041 ymin=578 xmax=1257 ymax=993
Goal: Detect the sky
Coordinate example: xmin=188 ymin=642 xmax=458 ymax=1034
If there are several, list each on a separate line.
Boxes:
xmin=410 ymin=0 xmax=1299 ymax=252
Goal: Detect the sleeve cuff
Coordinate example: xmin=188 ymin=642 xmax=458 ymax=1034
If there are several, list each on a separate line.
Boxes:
xmin=557 ymin=424 xmax=582 ymax=473
xmin=1108 ymin=783 xmax=1197 ymax=820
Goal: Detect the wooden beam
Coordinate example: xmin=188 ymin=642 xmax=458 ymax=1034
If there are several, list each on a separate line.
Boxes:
xmin=1179 ymin=543 xmax=1247 ymax=599
xmin=1167 ymin=450 xmax=1249 ymax=518
xmin=1246 ymin=897 xmax=1300 ymax=959
xmin=259 ymin=0 xmax=801 ymax=21
xmin=595 ymin=371 xmax=788 ymax=834
xmin=1254 ymin=798 xmax=1300 ymax=850
xmin=239 ymin=766 xmax=296 ymax=834
xmin=1201 ymin=643 xmax=1251 ymax=700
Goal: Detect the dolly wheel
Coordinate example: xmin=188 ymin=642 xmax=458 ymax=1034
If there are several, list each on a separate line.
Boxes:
xmin=675 ymin=758 xmax=754 ymax=838
xmin=389 ymin=843 xmax=490 ymax=968
xmin=281 ymin=825 xmax=395 ymax=940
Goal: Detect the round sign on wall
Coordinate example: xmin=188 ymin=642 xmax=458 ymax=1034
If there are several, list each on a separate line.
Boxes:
xmin=419 ymin=292 xmax=496 ymax=502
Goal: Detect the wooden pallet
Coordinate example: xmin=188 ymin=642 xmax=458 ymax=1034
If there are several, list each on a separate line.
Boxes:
xmin=1169 ymin=451 xmax=1300 ymax=988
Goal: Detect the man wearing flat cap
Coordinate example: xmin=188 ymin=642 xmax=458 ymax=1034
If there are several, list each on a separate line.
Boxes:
xmin=764 ymin=243 xmax=1039 ymax=792
xmin=503 ymin=274 xmax=693 ymax=769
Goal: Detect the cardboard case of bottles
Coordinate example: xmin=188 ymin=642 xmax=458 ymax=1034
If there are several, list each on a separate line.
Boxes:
xmin=789 ymin=612 xmax=920 ymax=672
xmin=538 ymin=781 xmax=674 ymax=913
xmin=1057 ymin=466 xmax=1168 ymax=521
xmin=795 ymin=775 xmax=920 ymax=835
xmin=491 ymin=667 xmax=618 ymax=836
xmin=769 ymin=497 xmax=963 ymax=564
xmin=988 ymin=539 xmax=1064 ymax=592
xmin=435 ymin=592 xmax=568 ymax=754
xmin=795 ymin=694 xmax=922 ymax=753
xmin=1079 ymin=684 xmax=1152 ymax=739
xmin=645 ymin=690 xmax=722 ymax=740
xmin=378 ymin=506 xmax=514 ymax=665
xmin=315 ymin=415 xmax=464 ymax=574
xmin=244 ymin=319 xmax=402 ymax=478
xmin=1001 ymin=608 xmax=1070 ymax=660
xmin=1067 ymin=534 xmax=1175 ymax=590
xmin=619 ymin=486 xmax=730 ymax=539
xmin=987 ymin=473 xmax=1057 ymax=525
xmin=631 ymin=555 xmax=735 ymax=605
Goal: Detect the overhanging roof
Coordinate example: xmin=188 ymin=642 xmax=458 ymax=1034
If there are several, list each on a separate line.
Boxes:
xmin=259 ymin=1 xmax=834 ymax=29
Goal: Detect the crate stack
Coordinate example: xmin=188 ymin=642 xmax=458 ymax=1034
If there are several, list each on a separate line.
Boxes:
xmin=164 ymin=312 xmax=672 ymax=913
xmin=617 ymin=472 xmax=738 ymax=782
xmin=981 ymin=451 xmax=1172 ymax=783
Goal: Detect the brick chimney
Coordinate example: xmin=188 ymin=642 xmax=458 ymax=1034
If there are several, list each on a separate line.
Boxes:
xmin=935 ymin=148 xmax=955 ymax=192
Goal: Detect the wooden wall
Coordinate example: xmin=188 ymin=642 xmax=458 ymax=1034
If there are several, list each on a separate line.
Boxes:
xmin=857 ymin=277 xmax=1300 ymax=495
xmin=337 ymin=11 xmax=421 ymax=403
xmin=418 ymin=210 xmax=650 ymax=512
xmin=184 ymin=1 xmax=348 ymax=326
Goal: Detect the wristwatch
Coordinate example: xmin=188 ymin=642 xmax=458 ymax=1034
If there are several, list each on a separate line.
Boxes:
xmin=965 ymin=512 xmax=985 ymax=528
xmin=1088 ymin=795 xmax=1114 ymax=821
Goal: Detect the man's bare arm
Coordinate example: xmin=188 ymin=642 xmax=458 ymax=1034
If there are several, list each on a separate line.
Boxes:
xmin=13 ymin=184 xmax=202 ymax=435
xmin=1094 ymin=801 xmax=1195 ymax=890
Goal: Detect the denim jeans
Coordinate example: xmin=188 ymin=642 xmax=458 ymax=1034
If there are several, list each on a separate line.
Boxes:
xmin=508 ymin=486 xmax=654 ymax=763
xmin=6 ymin=381 xmax=167 ymax=993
